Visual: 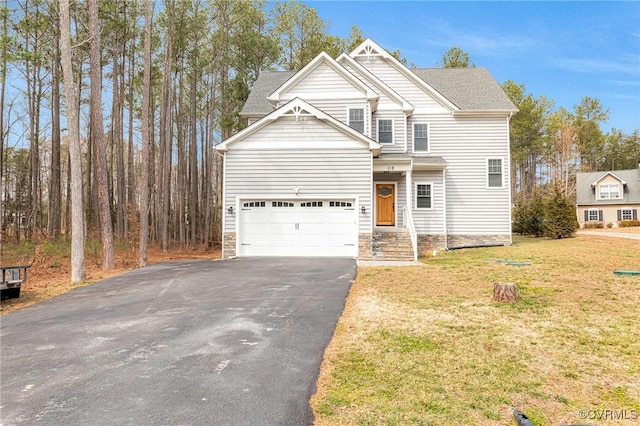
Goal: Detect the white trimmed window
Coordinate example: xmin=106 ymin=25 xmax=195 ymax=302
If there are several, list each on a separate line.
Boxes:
xmin=599 ymin=183 xmax=620 ymax=199
xmin=348 ymin=108 xmax=365 ymax=133
xmin=619 ymin=208 xmax=635 ymax=221
xmin=415 ymin=183 xmax=432 ymax=209
xmin=413 ymin=123 xmax=429 ymax=152
xmin=587 ymin=210 xmax=600 ymax=222
xmin=487 ymin=159 xmax=503 ymax=188
xmin=377 ymin=119 xmax=393 ymax=144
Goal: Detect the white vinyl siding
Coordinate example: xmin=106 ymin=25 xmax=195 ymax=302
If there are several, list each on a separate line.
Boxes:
xmin=287 ymin=61 xmax=365 ymax=98
xmin=223 ymin=116 xmax=373 ymax=236
xmin=355 ymin=56 xmax=449 ymax=112
xmin=411 ymin=171 xmax=445 ymax=234
xmin=428 ymin=115 xmax=511 ymax=235
xmin=377 ymin=119 xmax=393 ymax=144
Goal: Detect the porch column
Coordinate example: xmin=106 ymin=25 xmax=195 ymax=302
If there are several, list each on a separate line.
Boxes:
xmin=406 ymin=169 xmax=412 ymax=226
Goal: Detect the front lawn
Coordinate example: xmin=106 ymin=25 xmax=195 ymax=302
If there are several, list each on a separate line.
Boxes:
xmin=312 ymin=235 xmax=640 ymax=425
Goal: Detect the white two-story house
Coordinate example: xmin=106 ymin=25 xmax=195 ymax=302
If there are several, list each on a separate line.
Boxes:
xmin=215 ymin=39 xmax=517 ymax=260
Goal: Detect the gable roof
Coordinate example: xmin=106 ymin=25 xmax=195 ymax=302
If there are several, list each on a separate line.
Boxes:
xmin=336 ymin=53 xmax=414 ymax=114
xmin=241 ymin=70 xmax=294 ymax=117
xmin=218 ymin=97 xmax=381 ymax=155
xmin=413 ymin=68 xmax=517 ymax=112
xmin=589 ymin=171 xmax=628 ymax=186
xmin=576 ymin=168 xmax=640 ymax=205
xmin=266 ymin=52 xmax=378 ymax=106
xmin=349 ymin=39 xmax=459 ymax=111
xmin=241 ymin=39 xmax=517 ymax=117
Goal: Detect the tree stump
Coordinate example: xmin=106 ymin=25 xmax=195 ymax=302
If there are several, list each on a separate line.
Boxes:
xmin=493 ymin=282 xmax=519 ymax=303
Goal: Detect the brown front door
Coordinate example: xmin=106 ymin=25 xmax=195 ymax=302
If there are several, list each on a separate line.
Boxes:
xmin=376 ymin=183 xmax=395 ymax=226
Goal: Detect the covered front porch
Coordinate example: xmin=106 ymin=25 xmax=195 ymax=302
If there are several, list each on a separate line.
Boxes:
xmin=372 ymin=154 xmax=448 ymax=261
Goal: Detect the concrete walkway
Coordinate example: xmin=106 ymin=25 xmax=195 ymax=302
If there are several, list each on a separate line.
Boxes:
xmin=577 ymin=230 xmax=640 ymax=240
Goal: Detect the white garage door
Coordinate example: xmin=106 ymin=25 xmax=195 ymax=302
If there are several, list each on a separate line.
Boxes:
xmin=238 ymin=199 xmax=357 ymax=257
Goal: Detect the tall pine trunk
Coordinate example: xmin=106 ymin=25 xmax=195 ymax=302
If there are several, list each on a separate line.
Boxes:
xmin=138 ymin=0 xmax=152 ymax=267
xmin=88 ymin=0 xmax=115 ymax=269
xmin=48 ymin=2 xmax=62 ymax=240
xmin=59 ymin=0 xmax=86 ymax=282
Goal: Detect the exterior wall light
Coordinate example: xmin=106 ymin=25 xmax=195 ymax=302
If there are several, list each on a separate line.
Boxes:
xmin=227 ymin=206 xmax=234 ymax=215
xmin=361 ymin=205 xmax=366 ymax=214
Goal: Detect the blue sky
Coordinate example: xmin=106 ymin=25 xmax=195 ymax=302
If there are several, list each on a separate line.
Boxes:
xmin=305 ymin=1 xmax=640 ymax=134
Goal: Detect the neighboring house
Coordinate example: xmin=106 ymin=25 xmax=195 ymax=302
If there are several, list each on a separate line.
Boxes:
xmin=215 ymin=39 xmax=517 ymax=260
xmin=576 ymin=166 xmax=640 ymax=227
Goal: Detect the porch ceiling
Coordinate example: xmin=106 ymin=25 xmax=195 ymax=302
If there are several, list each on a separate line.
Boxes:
xmin=373 ymin=154 xmax=447 ymax=172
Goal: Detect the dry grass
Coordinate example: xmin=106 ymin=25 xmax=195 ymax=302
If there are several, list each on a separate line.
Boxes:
xmin=1 ymin=240 xmax=220 ymax=315
xmin=312 ymin=235 xmax=640 ymax=425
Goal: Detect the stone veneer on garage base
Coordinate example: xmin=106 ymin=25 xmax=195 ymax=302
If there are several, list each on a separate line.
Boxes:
xmin=223 ymin=232 xmax=236 ymax=258
xmin=417 ymin=234 xmax=511 ymax=254
xmin=358 ymin=233 xmax=373 ymax=259
xmin=446 ymin=234 xmax=512 ymax=249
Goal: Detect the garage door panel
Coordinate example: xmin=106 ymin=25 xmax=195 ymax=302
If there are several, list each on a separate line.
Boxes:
xmin=239 ymin=199 xmax=357 ymax=257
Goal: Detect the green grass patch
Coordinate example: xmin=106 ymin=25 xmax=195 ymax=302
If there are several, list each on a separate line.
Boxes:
xmin=312 ymin=235 xmax=640 ymax=425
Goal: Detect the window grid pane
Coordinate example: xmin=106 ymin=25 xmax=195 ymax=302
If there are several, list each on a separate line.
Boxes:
xmin=414 ymin=124 xmax=428 ymax=152
xmin=588 ymin=210 xmax=599 ymax=221
xmin=349 ymin=108 xmax=365 ymax=133
xmin=416 ymin=184 xmax=431 ymax=208
xmin=488 ymin=159 xmax=502 ymax=187
xmin=378 ymin=119 xmax=392 ymax=144
xmin=622 ymin=209 xmax=632 ymax=220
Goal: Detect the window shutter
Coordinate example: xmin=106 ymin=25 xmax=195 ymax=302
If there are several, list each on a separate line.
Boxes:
xmin=584 ymin=211 xmax=589 ymax=222
xmin=598 ymin=210 xmax=603 ymax=222
xmin=633 ymin=209 xmax=638 ymax=220
xmin=617 ymin=210 xmax=622 ymax=221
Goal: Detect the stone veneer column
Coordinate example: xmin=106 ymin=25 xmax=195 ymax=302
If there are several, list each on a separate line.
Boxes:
xmin=358 ymin=233 xmax=373 ymax=259
xmin=223 ymin=232 xmax=236 ymax=258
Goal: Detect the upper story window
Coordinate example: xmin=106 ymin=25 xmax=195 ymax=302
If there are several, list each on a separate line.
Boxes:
xmin=413 ymin=123 xmax=429 ymax=152
xmin=599 ymin=183 xmax=620 ymax=199
xmin=377 ymin=119 xmax=393 ymax=144
xmin=348 ymin=108 xmax=365 ymax=133
xmin=487 ymin=159 xmax=503 ymax=188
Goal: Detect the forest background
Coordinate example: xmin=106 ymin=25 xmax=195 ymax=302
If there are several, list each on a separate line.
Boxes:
xmin=1 ymin=0 xmax=638 ymax=280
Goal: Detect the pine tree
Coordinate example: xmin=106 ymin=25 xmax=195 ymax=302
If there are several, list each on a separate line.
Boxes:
xmin=544 ymin=186 xmax=579 ymax=239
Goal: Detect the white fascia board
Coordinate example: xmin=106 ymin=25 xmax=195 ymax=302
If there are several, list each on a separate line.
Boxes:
xmin=453 ymin=110 xmax=517 ymax=117
xmin=216 ymin=97 xmax=382 ymax=155
xmin=337 ymin=53 xmax=414 ymax=115
xmin=350 ymin=39 xmax=459 ymax=112
xmin=267 ymin=51 xmax=378 ymax=104
xmin=591 ymin=172 xmax=628 ymax=186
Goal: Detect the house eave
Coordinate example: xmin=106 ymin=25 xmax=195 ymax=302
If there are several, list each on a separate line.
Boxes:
xmin=452 ymin=109 xmax=517 ymax=117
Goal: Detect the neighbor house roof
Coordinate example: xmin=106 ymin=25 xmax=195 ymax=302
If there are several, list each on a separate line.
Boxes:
xmin=576 ymin=168 xmax=640 ymax=205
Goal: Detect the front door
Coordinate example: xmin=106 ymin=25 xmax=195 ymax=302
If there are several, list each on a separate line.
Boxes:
xmin=375 ymin=183 xmax=395 ymax=226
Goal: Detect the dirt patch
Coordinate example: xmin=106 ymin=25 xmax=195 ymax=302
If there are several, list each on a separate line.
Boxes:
xmin=1 ymin=244 xmax=220 ymax=315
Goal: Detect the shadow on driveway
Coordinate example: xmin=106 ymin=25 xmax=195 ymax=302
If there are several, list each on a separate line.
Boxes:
xmin=1 ymin=257 xmax=356 ymax=426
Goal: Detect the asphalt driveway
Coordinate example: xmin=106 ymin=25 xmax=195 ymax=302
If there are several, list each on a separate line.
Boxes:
xmin=0 ymin=257 xmax=356 ymax=425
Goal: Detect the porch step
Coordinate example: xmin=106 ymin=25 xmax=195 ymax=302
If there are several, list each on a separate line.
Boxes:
xmin=372 ymin=230 xmax=415 ymax=261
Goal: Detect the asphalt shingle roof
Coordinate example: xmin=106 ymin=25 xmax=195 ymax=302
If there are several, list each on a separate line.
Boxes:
xmin=576 ymin=168 xmax=640 ymax=205
xmin=413 ymin=67 xmax=516 ymax=111
xmin=240 ymin=66 xmax=516 ymax=117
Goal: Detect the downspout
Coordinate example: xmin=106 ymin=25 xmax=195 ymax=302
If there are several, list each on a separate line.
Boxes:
xmin=506 ymin=114 xmax=513 ymax=245
xmin=442 ymin=167 xmax=448 ymax=250
xmin=404 ymin=113 xmax=408 ymax=153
